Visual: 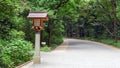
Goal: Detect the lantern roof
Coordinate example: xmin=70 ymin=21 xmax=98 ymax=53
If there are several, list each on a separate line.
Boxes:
xmin=27 ymin=11 xmax=48 ymax=19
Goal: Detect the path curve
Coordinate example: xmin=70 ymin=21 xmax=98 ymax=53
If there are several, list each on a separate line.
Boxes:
xmin=23 ymin=38 xmax=120 ymax=68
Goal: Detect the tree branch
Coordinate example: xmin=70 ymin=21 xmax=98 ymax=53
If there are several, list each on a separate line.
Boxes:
xmin=101 ymin=23 xmax=114 ymax=37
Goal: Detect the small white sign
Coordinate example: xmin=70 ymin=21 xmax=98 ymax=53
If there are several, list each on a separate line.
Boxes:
xmin=42 ymin=42 xmax=46 ymax=45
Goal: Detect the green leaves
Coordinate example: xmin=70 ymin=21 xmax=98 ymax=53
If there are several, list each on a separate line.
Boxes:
xmin=0 ymin=0 xmax=18 ymax=21
xmin=9 ymin=29 xmax=25 ymax=40
xmin=40 ymin=46 xmax=51 ymax=52
xmin=0 ymin=39 xmax=33 ymax=68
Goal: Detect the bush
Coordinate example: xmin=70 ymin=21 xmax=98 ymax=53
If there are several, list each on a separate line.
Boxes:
xmin=51 ymin=36 xmax=63 ymax=47
xmin=114 ymin=42 xmax=120 ymax=47
xmin=41 ymin=46 xmax=51 ymax=52
xmin=0 ymin=39 xmax=33 ymax=68
xmin=9 ymin=29 xmax=25 ymax=40
xmin=0 ymin=40 xmax=13 ymax=68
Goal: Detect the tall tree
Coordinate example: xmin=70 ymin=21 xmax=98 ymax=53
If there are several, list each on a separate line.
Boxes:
xmin=112 ymin=0 xmax=117 ymax=42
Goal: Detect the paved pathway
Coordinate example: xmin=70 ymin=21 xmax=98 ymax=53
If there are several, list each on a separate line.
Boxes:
xmin=22 ymin=39 xmax=120 ymax=68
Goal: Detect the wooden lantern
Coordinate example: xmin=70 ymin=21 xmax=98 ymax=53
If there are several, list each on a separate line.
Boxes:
xmin=27 ymin=11 xmax=48 ymax=31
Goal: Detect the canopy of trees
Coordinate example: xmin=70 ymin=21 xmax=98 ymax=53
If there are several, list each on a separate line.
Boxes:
xmin=61 ymin=0 xmax=120 ymax=41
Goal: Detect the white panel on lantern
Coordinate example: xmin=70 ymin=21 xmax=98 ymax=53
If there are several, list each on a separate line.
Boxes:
xmin=34 ymin=19 xmax=40 ymax=26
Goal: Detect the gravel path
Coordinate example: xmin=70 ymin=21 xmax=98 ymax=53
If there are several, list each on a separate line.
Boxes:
xmin=22 ymin=38 xmax=120 ymax=68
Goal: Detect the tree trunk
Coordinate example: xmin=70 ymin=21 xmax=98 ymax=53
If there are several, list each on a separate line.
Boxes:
xmin=47 ymin=19 xmax=52 ymax=47
xmin=112 ymin=0 xmax=117 ymax=42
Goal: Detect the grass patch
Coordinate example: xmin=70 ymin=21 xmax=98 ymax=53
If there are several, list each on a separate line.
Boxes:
xmin=40 ymin=46 xmax=51 ymax=52
xmin=81 ymin=37 xmax=120 ymax=48
xmin=99 ymin=39 xmax=120 ymax=48
xmin=113 ymin=42 xmax=120 ymax=47
xmin=97 ymin=39 xmax=115 ymax=45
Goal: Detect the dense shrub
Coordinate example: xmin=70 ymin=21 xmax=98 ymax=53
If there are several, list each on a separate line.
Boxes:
xmin=51 ymin=36 xmax=63 ymax=47
xmin=9 ymin=29 xmax=25 ymax=40
xmin=0 ymin=40 xmax=10 ymax=68
xmin=41 ymin=46 xmax=51 ymax=52
xmin=0 ymin=39 xmax=33 ymax=68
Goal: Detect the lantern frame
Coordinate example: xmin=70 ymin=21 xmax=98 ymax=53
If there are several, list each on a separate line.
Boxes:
xmin=27 ymin=11 xmax=48 ymax=31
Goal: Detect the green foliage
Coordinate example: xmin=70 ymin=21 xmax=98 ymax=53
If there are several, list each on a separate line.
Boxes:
xmin=40 ymin=46 xmax=51 ymax=52
xmin=0 ymin=40 xmax=12 ymax=68
xmin=0 ymin=0 xmax=17 ymax=21
xmin=0 ymin=19 xmax=13 ymax=40
xmin=114 ymin=42 xmax=120 ymax=47
xmin=9 ymin=29 xmax=25 ymax=40
xmin=97 ymin=39 xmax=120 ymax=48
xmin=60 ymin=0 xmax=120 ymax=40
xmin=81 ymin=37 xmax=120 ymax=48
xmin=0 ymin=39 xmax=33 ymax=68
xmin=100 ymin=40 xmax=120 ymax=48
xmin=0 ymin=0 xmax=26 ymax=40
xmin=50 ymin=20 xmax=64 ymax=46
xmin=99 ymin=39 xmax=115 ymax=45
xmin=51 ymin=36 xmax=63 ymax=47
